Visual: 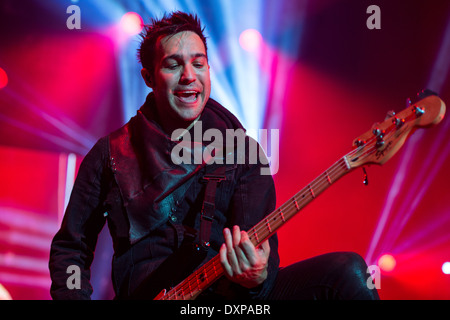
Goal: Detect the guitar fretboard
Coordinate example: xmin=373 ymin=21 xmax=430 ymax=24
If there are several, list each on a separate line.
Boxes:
xmin=247 ymin=156 xmax=351 ymax=246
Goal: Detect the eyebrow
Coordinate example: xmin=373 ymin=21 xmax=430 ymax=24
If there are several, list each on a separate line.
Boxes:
xmin=162 ymin=53 xmax=207 ymax=62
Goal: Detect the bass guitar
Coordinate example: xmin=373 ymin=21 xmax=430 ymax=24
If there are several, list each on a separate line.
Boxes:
xmin=155 ymin=90 xmax=446 ymax=300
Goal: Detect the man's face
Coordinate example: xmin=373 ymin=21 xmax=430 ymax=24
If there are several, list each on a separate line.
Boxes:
xmin=143 ymin=31 xmax=211 ymax=130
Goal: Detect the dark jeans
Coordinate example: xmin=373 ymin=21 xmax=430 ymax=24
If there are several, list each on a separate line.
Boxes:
xmin=265 ymin=252 xmax=380 ymax=300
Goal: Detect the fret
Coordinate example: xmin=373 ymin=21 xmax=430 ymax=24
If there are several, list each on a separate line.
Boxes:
xmin=309 ymin=185 xmax=315 ymax=198
xmin=254 ymin=230 xmax=259 ymax=243
xmin=265 ymin=218 xmax=272 ymax=233
xmin=180 ymin=288 xmax=184 ymax=300
xmin=279 ymin=208 xmax=286 ymax=222
xmin=325 ymin=171 xmax=332 ymax=184
xmin=199 ymin=269 xmax=206 ymax=284
xmin=293 ymin=198 xmax=300 ymax=211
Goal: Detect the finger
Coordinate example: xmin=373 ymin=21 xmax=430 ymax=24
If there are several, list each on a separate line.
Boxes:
xmin=223 ymin=228 xmax=240 ymax=274
xmin=219 ymin=243 xmax=233 ymax=277
xmin=260 ymin=239 xmax=271 ymax=256
xmin=232 ymin=225 xmax=241 ymax=247
xmin=256 ymin=240 xmax=271 ymax=265
xmin=232 ymin=226 xmax=247 ymax=261
xmin=223 ymin=227 xmax=233 ymax=249
xmin=231 ymin=226 xmax=248 ymax=274
xmin=238 ymin=231 xmax=258 ymax=265
xmin=229 ymin=226 xmax=248 ymax=270
xmin=240 ymin=237 xmax=270 ymax=269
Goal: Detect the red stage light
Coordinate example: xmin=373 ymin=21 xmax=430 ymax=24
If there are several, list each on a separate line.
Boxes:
xmin=239 ymin=29 xmax=263 ymax=52
xmin=0 ymin=67 xmax=8 ymax=89
xmin=120 ymin=12 xmax=143 ymax=35
xmin=378 ymin=254 xmax=396 ymax=272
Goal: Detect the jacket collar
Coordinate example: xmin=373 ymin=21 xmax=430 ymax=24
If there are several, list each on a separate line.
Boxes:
xmin=109 ymin=93 xmax=243 ymax=243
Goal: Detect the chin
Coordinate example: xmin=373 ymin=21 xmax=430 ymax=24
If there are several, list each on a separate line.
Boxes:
xmin=177 ymin=110 xmax=202 ymax=122
xmin=175 ymin=103 xmax=205 ymax=121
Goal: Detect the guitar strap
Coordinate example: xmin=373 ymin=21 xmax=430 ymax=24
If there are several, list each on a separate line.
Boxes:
xmin=198 ymin=165 xmax=226 ymax=250
xmin=128 ymin=166 xmax=227 ymax=299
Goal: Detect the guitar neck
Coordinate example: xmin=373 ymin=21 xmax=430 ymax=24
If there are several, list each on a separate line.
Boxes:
xmin=248 ymin=156 xmax=352 ymax=247
xmin=157 ymin=155 xmax=353 ymax=300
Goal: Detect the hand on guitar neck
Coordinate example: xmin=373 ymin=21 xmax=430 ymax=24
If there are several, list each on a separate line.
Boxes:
xmin=219 ymin=225 xmax=271 ymax=289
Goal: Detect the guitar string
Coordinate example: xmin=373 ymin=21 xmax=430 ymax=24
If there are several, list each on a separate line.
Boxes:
xmin=246 ymin=124 xmax=400 ymax=244
xmin=163 ymin=134 xmax=384 ymax=300
xmin=247 ymin=159 xmax=350 ymax=243
xmin=164 ymin=160 xmax=351 ymax=299
xmin=246 ymin=112 xmax=420 ymax=250
xmin=163 ymin=154 xmax=357 ymax=299
xmin=163 ymin=255 xmax=223 ymax=300
xmin=163 ymin=121 xmax=405 ymax=299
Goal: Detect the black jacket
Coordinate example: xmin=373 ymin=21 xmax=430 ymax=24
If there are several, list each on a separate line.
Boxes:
xmin=49 ymin=94 xmax=279 ymax=299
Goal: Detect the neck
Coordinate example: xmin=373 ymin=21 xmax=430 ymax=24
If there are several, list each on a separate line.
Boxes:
xmin=143 ymin=93 xmax=201 ymax=137
xmin=155 ymin=112 xmax=199 ymax=138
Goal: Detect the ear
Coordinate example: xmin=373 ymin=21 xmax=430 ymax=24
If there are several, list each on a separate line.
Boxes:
xmin=141 ymin=68 xmax=154 ymax=88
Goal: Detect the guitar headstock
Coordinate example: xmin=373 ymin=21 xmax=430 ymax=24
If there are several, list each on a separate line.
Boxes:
xmin=347 ymin=91 xmax=446 ymax=168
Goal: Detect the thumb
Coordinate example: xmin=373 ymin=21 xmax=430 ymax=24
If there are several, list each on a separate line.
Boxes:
xmin=258 ymin=239 xmax=270 ymax=258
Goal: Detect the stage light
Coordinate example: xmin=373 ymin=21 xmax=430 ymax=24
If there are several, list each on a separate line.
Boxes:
xmin=0 ymin=67 xmax=8 ymax=89
xmin=378 ymin=254 xmax=396 ymax=272
xmin=0 ymin=283 xmax=12 ymax=300
xmin=239 ymin=29 xmax=263 ymax=52
xmin=119 ymin=12 xmax=143 ymax=36
xmin=442 ymin=262 xmax=450 ymax=275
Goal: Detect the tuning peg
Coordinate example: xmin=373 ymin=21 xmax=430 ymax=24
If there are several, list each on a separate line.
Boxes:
xmin=392 ymin=116 xmax=405 ymax=128
xmin=406 ymin=98 xmax=412 ymax=107
xmin=372 ymin=127 xmax=385 ymax=138
xmin=385 ymin=110 xmax=396 ymax=120
xmin=354 ymin=139 xmax=366 ymax=147
xmin=413 ymin=105 xmax=425 ymax=116
xmin=417 ymin=89 xmax=438 ymax=99
xmin=372 ymin=126 xmax=385 ymax=148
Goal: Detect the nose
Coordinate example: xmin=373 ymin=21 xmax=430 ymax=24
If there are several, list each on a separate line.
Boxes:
xmin=180 ymin=64 xmax=196 ymax=84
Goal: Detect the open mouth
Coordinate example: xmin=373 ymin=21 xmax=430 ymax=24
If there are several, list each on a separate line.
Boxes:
xmin=174 ymin=90 xmax=200 ymax=104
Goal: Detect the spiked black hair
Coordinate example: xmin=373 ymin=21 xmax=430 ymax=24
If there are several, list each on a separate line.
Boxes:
xmin=138 ymin=11 xmax=208 ymax=73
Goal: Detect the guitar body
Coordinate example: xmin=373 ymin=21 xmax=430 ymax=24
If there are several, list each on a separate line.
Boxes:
xmin=154 ymin=90 xmax=446 ymax=300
